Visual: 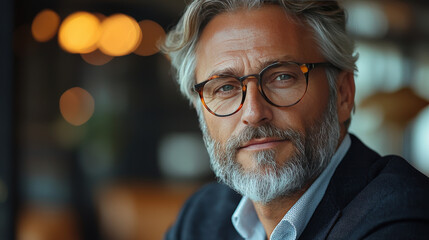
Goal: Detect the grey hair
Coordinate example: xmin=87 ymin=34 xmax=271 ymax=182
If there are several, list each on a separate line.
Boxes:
xmin=162 ymin=0 xmax=358 ymax=128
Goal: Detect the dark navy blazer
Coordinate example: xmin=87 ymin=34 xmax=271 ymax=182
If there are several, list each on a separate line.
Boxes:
xmin=165 ymin=135 xmax=429 ymax=239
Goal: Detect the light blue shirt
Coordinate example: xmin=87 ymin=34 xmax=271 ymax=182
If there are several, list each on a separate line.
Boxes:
xmin=232 ymin=134 xmax=351 ymax=240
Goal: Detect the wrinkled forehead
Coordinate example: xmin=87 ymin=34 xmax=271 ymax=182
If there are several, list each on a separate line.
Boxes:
xmin=194 ymin=5 xmax=323 ymax=82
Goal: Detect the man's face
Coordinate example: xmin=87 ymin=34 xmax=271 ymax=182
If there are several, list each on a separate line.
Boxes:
xmin=195 ymin=5 xmax=342 ymax=202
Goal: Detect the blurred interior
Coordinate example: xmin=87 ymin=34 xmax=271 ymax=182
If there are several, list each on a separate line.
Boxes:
xmin=1 ymin=0 xmax=429 ymax=239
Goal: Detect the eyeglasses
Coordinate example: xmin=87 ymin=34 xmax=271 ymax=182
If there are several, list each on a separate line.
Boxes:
xmin=193 ymin=61 xmax=334 ymax=117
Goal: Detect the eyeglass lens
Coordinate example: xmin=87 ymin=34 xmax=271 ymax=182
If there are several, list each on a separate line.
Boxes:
xmin=201 ymin=62 xmax=308 ymax=116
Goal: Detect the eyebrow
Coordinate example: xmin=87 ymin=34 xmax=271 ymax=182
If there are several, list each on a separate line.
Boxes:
xmin=207 ymin=66 xmax=242 ymax=80
xmin=259 ymin=55 xmax=296 ymax=67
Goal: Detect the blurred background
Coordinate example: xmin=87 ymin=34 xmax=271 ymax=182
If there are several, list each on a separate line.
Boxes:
xmin=1 ymin=0 xmax=428 ymax=239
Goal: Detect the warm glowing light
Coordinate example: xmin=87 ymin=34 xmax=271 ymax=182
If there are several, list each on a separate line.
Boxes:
xmin=32 ymin=9 xmax=60 ymax=42
xmin=58 ymin=12 xmax=101 ymax=54
xmin=81 ymin=49 xmax=114 ymax=66
xmin=94 ymin=13 xmax=106 ymax=22
xmin=60 ymin=87 xmax=95 ymax=126
xmin=134 ymin=20 xmax=166 ymax=56
xmin=98 ymin=14 xmax=142 ymax=56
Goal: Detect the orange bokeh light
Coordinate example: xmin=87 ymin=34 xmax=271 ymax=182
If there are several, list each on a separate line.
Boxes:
xmin=32 ymin=9 xmax=61 ymax=42
xmin=93 ymin=13 xmax=107 ymax=22
xmin=58 ymin=12 xmax=101 ymax=54
xmin=134 ymin=20 xmax=166 ymax=56
xmin=59 ymin=87 xmax=95 ymax=126
xmin=98 ymin=14 xmax=142 ymax=56
xmin=81 ymin=49 xmax=114 ymax=66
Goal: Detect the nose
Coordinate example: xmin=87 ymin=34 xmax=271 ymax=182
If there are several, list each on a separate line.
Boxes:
xmin=240 ymin=78 xmax=273 ymax=126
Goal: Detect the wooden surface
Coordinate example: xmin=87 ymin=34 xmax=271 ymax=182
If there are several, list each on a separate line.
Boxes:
xmin=96 ymin=181 xmax=202 ymax=240
xmin=17 ymin=181 xmax=202 ymax=240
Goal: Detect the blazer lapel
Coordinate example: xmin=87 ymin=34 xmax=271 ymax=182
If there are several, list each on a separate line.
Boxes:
xmin=298 ymin=191 xmax=341 ymax=240
xmin=299 ymin=135 xmax=380 ymax=240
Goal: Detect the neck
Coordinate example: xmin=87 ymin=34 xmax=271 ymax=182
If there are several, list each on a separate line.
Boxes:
xmin=252 ymin=186 xmax=308 ymax=239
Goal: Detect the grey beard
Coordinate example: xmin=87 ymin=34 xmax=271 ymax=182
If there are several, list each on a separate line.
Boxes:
xmin=198 ymin=97 xmax=340 ymax=204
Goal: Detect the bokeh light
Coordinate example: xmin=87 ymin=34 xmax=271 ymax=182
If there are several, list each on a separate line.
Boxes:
xmin=134 ymin=20 xmax=166 ymax=56
xmin=31 ymin=9 xmax=60 ymax=42
xmin=158 ymin=133 xmax=211 ymax=179
xmin=98 ymin=14 xmax=142 ymax=56
xmin=94 ymin=13 xmax=106 ymax=22
xmin=59 ymin=87 xmax=95 ymax=126
xmin=58 ymin=12 xmax=101 ymax=54
xmin=346 ymin=2 xmax=389 ymax=38
xmin=81 ymin=49 xmax=114 ymax=66
xmin=411 ymin=106 xmax=429 ymax=175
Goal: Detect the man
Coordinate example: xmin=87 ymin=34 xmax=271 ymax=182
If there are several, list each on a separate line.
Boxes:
xmin=161 ymin=1 xmax=429 ymax=239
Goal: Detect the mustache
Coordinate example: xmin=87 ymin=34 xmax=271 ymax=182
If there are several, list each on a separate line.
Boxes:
xmin=225 ymin=124 xmax=304 ymax=152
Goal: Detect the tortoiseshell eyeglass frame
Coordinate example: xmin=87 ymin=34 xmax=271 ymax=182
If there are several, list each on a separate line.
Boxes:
xmin=193 ymin=61 xmax=335 ymax=117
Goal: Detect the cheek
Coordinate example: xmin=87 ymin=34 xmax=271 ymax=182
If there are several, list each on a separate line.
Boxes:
xmin=273 ymin=81 xmax=331 ymax=133
xmin=272 ymin=107 xmax=308 ymax=135
xmin=204 ymin=111 xmax=239 ymax=144
xmin=305 ymin=75 xmax=331 ymax=111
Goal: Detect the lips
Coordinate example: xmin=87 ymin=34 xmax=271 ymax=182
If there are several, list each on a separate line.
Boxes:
xmin=239 ymin=138 xmax=286 ymax=150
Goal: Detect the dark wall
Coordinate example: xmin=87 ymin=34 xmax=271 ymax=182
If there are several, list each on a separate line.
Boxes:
xmin=0 ymin=0 xmax=16 ymax=238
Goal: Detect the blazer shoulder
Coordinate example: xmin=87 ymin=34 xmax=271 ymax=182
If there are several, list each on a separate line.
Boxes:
xmin=375 ymin=155 xmax=429 ymax=205
xmin=165 ymin=182 xmax=242 ymax=240
xmin=346 ymin=154 xmax=429 ymax=216
xmin=367 ymin=155 xmax=429 ymax=196
xmin=334 ymin=135 xmax=429 ymax=208
xmin=331 ymin=156 xmax=429 ymax=239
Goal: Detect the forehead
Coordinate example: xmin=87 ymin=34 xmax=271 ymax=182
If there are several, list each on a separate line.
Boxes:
xmin=195 ymin=5 xmax=324 ymax=82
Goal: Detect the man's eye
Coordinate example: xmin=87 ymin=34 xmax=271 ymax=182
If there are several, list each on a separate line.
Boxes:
xmin=275 ymin=74 xmax=293 ymax=81
xmin=218 ymin=85 xmax=235 ymax=92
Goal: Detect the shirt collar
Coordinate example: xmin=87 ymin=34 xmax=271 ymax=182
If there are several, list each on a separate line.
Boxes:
xmin=232 ymin=196 xmax=265 ymax=239
xmin=232 ymin=134 xmax=352 ymax=240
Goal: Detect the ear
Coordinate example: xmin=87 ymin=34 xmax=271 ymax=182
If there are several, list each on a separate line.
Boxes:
xmin=336 ymin=71 xmax=355 ymax=125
